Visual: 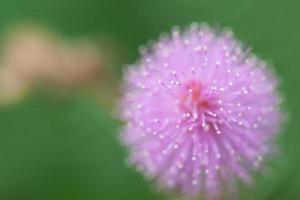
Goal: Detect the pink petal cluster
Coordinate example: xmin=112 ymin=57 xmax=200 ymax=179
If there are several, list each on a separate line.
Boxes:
xmin=120 ymin=23 xmax=282 ymax=199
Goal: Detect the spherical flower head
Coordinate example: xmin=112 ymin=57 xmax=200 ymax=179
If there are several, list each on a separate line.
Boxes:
xmin=119 ymin=23 xmax=283 ymax=199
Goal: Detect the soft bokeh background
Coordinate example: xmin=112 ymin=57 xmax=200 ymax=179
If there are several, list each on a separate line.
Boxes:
xmin=0 ymin=0 xmax=298 ymax=199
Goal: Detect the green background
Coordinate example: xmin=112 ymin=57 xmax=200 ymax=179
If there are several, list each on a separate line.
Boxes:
xmin=0 ymin=0 xmax=299 ymax=199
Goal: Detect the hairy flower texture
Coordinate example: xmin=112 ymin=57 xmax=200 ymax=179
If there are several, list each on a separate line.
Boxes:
xmin=120 ymin=23 xmax=282 ymax=199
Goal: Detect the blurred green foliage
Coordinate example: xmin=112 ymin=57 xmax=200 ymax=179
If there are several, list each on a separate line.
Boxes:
xmin=0 ymin=0 xmax=299 ymax=199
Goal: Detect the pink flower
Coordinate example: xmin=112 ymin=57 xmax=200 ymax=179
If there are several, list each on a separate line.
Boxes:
xmin=119 ymin=23 xmax=283 ymax=199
